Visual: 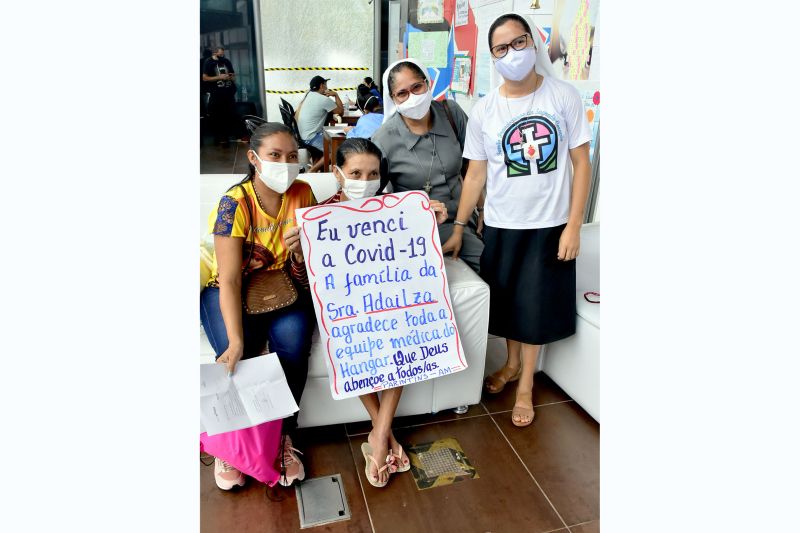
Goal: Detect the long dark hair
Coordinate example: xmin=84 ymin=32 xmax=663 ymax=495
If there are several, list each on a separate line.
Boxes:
xmin=386 ymin=61 xmax=427 ymax=98
xmin=229 ymin=122 xmax=296 ymax=191
xmin=488 ymin=14 xmax=532 ymax=49
xmin=356 ymin=88 xmax=381 ymax=114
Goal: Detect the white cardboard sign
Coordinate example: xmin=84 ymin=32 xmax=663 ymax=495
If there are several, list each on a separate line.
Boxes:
xmin=296 ymin=192 xmax=467 ymax=400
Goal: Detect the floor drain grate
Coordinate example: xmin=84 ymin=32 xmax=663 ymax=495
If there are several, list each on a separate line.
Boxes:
xmin=295 ymin=474 xmax=351 ymax=529
xmin=407 ymin=437 xmax=478 ymax=490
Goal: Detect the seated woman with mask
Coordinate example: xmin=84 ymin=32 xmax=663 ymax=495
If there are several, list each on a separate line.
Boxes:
xmin=201 ymin=122 xmax=316 ymax=490
xmin=344 ymin=86 xmax=384 ymax=140
xmin=371 ymin=59 xmax=484 ymax=273
xmin=300 ymin=138 xmax=446 ymax=488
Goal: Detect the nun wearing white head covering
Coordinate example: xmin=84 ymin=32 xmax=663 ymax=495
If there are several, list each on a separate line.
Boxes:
xmin=371 ymin=57 xmax=485 ymax=273
xmin=442 ymin=12 xmax=593 ymax=428
xmin=380 ymin=57 xmax=431 ymax=124
xmin=488 ymin=13 xmax=557 ymax=90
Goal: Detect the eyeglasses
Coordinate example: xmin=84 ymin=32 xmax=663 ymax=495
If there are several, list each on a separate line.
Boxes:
xmin=392 ymin=81 xmax=428 ymax=103
xmin=491 ymin=33 xmax=532 ymax=59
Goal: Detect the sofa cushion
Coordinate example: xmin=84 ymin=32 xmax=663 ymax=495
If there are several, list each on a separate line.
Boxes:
xmin=307 ymin=328 xmax=328 ymax=378
xmin=576 ymin=290 xmax=600 ymax=328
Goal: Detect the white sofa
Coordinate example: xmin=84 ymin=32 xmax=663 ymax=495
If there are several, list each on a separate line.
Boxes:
xmin=540 ymin=222 xmax=600 ymax=421
xmin=199 ymin=174 xmax=490 ymax=428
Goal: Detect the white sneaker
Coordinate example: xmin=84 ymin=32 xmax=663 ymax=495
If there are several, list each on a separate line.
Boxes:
xmin=214 ymin=457 xmax=246 ymax=490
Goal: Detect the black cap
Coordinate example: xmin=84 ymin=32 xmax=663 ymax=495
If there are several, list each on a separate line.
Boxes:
xmin=310 ymin=75 xmax=330 ymax=90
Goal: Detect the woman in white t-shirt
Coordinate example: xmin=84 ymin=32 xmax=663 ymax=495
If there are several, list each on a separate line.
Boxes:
xmin=442 ymin=13 xmax=592 ymax=427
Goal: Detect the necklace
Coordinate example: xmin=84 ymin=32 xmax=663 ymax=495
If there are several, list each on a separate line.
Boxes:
xmin=253 ymin=179 xmax=282 ymax=216
xmin=504 ymin=75 xmax=542 ymax=162
xmin=410 ymin=134 xmax=437 ymax=195
xmin=252 ymin=179 xmax=267 ymax=212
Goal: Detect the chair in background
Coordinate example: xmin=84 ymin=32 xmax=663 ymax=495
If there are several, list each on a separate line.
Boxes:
xmin=279 ymin=98 xmax=296 ymax=119
xmin=242 ymin=115 xmax=268 ymax=135
xmin=233 ymin=102 xmax=258 ymax=139
xmin=278 ymin=102 xmax=323 ymax=162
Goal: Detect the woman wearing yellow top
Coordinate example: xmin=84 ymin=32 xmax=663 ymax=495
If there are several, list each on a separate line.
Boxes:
xmin=201 ymin=123 xmax=315 ymax=490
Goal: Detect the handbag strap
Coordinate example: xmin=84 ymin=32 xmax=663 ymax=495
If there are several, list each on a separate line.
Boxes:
xmin=237 ymin=182 xmax=255 ymax=274
xmin=440 ymin=100 xmax=470 ymax=180
xmin=441 ymin=99 xmax=463 ymax=152
xmin=237 ymin=180 xmax=291 ymax=275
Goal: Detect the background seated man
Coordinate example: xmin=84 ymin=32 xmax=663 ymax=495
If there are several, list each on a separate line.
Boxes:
xmin=296 ymin=75 xmax=343 ymax=172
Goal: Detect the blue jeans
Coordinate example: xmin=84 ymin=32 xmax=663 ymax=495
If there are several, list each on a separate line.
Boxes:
xmin=200 ymin=287 xmax=314 ymax=430
xmin=304 ymin=131 xmax=324 ymax=151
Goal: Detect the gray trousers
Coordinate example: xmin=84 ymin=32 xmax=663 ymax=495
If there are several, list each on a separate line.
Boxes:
xmin=438 ymin=222 xmax=484 ymax=274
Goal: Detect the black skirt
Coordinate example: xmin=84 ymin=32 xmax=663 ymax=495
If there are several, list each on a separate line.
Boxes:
xmin=480 ymin=224 xmax=576 ymax=345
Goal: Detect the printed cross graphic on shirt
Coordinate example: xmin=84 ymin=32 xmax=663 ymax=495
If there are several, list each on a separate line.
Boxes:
xmin=502 ymin=115 xmax=559 ymax=178
xmin=512 ymin=124 xmax=550 ymax=163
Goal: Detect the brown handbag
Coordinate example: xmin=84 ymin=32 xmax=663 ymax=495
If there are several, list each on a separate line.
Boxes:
xmin=242 ymin=267 xmax=297 ymax=314
xmin=238 ymin=183 xmax=298 ymax=315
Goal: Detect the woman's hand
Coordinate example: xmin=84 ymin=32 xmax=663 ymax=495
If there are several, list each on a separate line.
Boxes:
xmin=558 ymin=224 xmax=581 ymax=261
xmin=476 ymin=210 xmax=484 ymax=237
xmin=216 ymin=342 xmax=244 ymax=375
xmin=429 ymin=200 xmax=448 ymax=225
xmin=442 ymin=230 xmax=463 ymax=260
xmin=284 ymin=226 xmax=304 ymax=262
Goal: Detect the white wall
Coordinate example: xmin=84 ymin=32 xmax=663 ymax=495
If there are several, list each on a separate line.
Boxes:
xmin=259 ymin=0 xmax=374 ymax=122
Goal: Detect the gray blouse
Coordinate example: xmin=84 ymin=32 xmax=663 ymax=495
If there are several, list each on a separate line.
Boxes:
xmin=372 ymin=100 xmax=469 ymax=219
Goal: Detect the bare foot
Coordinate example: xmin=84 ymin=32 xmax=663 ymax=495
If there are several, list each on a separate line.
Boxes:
xmin=512 ymin=390 xmax=535 ymax=427
xmin=388 ymin=431 xmax=409 ymax=470
xmin=367 ymin=429 xmax=391 ymax=485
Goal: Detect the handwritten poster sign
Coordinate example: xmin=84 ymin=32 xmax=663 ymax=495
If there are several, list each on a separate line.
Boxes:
xmin=296 ymin=192 xmax=467 ymax=400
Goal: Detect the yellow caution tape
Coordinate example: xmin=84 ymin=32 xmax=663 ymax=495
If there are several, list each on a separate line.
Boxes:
xmin=264 ymin=67 xmax=369 ymax=71
xmin=265 ymin=87 xmax=358 ymax=94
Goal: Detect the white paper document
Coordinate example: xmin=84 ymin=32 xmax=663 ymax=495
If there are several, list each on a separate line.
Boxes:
xmin=200 ymin=353 xmax=298 ymax=436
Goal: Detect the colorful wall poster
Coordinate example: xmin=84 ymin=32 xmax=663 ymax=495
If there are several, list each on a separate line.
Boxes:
xmin=455 ymin=0 xmax=469 ymax=26
xmin=418 ymin=0 xmax=445 ymax=23
xmin=572 ymin=80 xmax=600 ymax=162
xmin=450 ymin=55 xmax=472 ymax=94
xmin=549 ymin=0 xmax=599 ymax=80
xmin=408 ymin=31 xmax=451 ymax=69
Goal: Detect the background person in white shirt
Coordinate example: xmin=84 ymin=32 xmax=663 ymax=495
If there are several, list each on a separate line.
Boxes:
xmin=296 ymin=75 xmax=344 ymax=156
xmin=443 ymin=13 xmax=592 ymax=428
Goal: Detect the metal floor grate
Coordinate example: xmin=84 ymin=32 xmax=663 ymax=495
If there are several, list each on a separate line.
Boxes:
xmin=295 ymin=474 xmax=351 ymax=529
xmin=407 ymin=438 xmax=479 ymax=490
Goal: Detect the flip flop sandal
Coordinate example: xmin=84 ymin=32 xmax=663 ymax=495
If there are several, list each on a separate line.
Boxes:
xmin=484 ymin=366 xmax=522 ymax=394
xmin=361 ymin=442 xmax=391 ymax=488
xmin=389 ymin=444 xmax=411 ymax=473
xmin=511 ymin=392 xmax=535 ymax=428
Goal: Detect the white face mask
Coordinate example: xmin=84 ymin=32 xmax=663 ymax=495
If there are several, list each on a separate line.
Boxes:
xmin=395 ymin=88 xmax=432 ymax=120
xmin=251 ymin=151 xmax=301 ymax=194
xmin=335 ymin=166 xmax=381 ymax=199
xmin=494 ymin=46 xmax=537 ymax=81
